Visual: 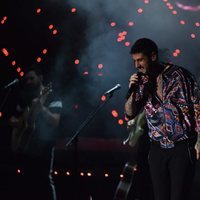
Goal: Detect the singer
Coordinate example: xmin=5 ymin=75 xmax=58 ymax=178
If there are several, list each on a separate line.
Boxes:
xmin=124 ymin=38 xmax=200 ymax=200
xmin=9 ymin=65 xmax=62 ymax=200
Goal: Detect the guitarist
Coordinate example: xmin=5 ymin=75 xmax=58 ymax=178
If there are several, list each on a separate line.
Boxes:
xmin=10 ymin=66 xmax=62 ymax=200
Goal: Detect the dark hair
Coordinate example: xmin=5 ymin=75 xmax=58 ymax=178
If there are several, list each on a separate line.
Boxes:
xmin=130 ymin=38 xmax=158 ymax=57
xmin=25 ymin=65 xmax=43 ymax=76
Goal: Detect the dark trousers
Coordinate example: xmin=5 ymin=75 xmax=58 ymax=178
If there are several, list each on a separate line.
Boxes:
xmin=148 ymin=140 xmax=196 ymax=200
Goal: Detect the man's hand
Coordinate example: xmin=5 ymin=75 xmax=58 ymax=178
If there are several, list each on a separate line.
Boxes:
xmin=31 ymin=98 xmax=43 ymax=116
xmin=195 ymin=134 xmax=200 ymax=160
xmin=129 ymin=73 xmax=140 ymax=88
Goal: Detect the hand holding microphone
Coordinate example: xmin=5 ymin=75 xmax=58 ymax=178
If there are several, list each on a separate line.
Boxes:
xmin=126 ymin=72 xmax=143 ymax=99
xmin=128 ymin=72 xmax=142 ymax=89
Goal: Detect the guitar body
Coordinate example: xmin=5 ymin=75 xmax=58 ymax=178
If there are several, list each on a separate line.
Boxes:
xmin=113 ymin=162 xmax=136 ymax=200
xmin=11 ymin=83 xmax=52 ymax=153
xmin=11 ymin=107 xmax=36 ymax=153
xmin=114 ymin=110 xmax=148 ymax=200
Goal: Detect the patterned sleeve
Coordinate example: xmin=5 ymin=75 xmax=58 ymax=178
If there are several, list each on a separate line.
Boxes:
xmin=192 ymin=80 xmax=200 ymax=133
xmin=185 ymin=70 xmax=200 ymax=133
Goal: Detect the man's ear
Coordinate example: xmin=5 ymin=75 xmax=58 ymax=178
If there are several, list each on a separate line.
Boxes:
xmin=151 ymin=52 xmax=157 ymax=61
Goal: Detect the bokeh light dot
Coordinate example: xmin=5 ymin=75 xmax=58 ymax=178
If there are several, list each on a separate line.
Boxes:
xmin=49 ymin=24 xmax=54 ymax=30
xmin=175 ymin=49 xmax=181 ymax=54
xmin=74 ymin=59 xmax=80 ymax=65
xmin=36 ymin=8 xmax=41 ymax=14
xmin=42 ymin=49 xmax=48 ymax=54
xmin=20 ymin=72 xmax=24 ymax=77
xmin=16 ymin=67 xmax=21 ymax=72
xmin=71 ymin=8 xmax=77 ymax=13
xmin=118 ymin=119 xmax=124 ymax=125
xmin=117 ymin=38 xmax=122 ymax=42
xmin=37 ymin=57 xmax=42 ymax=63
xmin=98 ymin=64 xmax=103 ymax=69
xmin=137 ymin=8 xmax=143 ymax=14
xmin=110 ymin=22 xmax=116 ymax=27
xmin=128 ymin=21 xmax=134 ymax=26
xmin=172 ymin=10 xmax=177 ymax=15
xmin=122 ymin=31 xmax=127 ymax=35
xmin=53 ymin=29 xmax=58 ymax=35
xmin=112 ymin=110 xmax=118 ymax=118
xmin=191 ymin=33 xmax=196 ymax=39
xmin=2 ymin=48 xmax=9 ymax=56
xmin=180 ymin=20 xmax=185 ymax=25
xmin=101 ymin=95 xmax=106 ymax=101
xmin=83 ymin=71 xmax=89 ymax=75
xmin=125 ymin=41 xmax=130 ymax=47
xmin=12 ymin=61 xmax=16 ymax=66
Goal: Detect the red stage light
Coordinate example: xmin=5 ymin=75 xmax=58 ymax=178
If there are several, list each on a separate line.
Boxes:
xmin=112 ymin=110 xmax=118 ymax=118
xmin=20 ymin=72 xmax=24 ymax=77
xmin=172 ymin=10 xmax=177 ymax=15
xmin=195 ymin=22 xmax=200 ymax=27
xmin=36 ymin=8 xmax=41 ymax=14
xmin=2 ymin=48 xmax=9 ymax=56
xmin=12 ymin=60 xmax=16 ymax=66
xmin=125 ymin=41 xmax=130 ymax=47
xmin=180 ymin=20 xmax=186 ymax=25
xmin=98 ymin=64 xmax=103 ymax=69
xmin=37 ymin=57 xmax=42 ymax=63
xmin=110 ymin=22 xmax=116 ymax=27
xmin=101 ymin=95 xmax=106 ymax=101
xmin=71 ymin=8 xmax=77 ymax=13
xmin=49 ymin=24 xmax=54 ymax=30
xmin=191 ymin=33 xmax=196 ymax=39
xmin=42 ymin=49 xmax=48 ymax=54
xmin=137 ymin=8 xmax=143 ymax=14
xmin=118 ymin=119 xmax=124 ymax=125
xmin=52 ymin=29 xmax=58 ymax=35
xmin=74 ymin=59 xmax=80 ymax=65
xmin=128 ymin=21 xmax=134 ymax=26
xmin=16 ymin=67 xmax=21 ymax=72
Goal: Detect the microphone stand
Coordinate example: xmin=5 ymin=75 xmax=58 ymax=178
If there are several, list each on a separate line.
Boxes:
xmin=65 ymin=91 xmax=116 ymax=199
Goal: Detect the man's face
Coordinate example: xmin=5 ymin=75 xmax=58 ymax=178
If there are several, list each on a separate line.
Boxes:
xmin=25 ymin=71 xmax=41 ymax=90
xmin=132 ymin=52 xmax=154 ymax=74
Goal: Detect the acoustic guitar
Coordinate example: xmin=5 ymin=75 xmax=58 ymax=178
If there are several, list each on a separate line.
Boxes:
xmin=11 ymin=83 xmax=52 ymax=153
xmin=113 ymin=162 xmax=137 ymax=200
xmin=114 ymin=110 xmax=147 ymax=200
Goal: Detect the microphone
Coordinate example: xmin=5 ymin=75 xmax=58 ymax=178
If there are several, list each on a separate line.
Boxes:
xmin=4 ymin=78 xmax=19 ymax=89
xmin=126 ymin=72 xmax=143 ymax=99
xmin=104 ymin=84 xmax=121 ymax=95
